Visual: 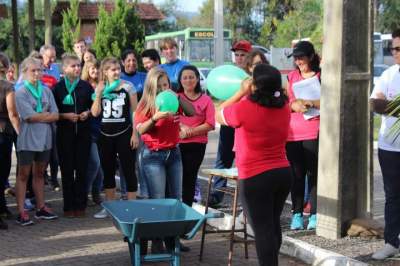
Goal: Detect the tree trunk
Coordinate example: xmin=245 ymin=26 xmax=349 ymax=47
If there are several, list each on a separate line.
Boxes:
xmin=44 ymin=0 xmax=52 ymax=45
xmin=11 ymin=0 xmax=20 ymax=65
xmin=28 ymin=0 xmax=35 ymax=52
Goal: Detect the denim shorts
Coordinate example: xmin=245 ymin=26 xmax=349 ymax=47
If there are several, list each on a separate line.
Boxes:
xmin=18 ymin=150 xmax=51 ymax=166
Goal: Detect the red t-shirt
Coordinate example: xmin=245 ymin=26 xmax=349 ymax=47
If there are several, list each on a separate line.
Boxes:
xmin=287 ymin=70 xmax=320 ymax=141
xmin=134 ymin=109 xmax=180 ymax=151
xmin=222 ymin=97 xmax=290 ymax=179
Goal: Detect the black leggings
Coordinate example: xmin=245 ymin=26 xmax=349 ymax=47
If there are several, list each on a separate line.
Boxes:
xmin=98 ymin=129 xmax=137 ymax=192
xmin=286 ymin=139 xmax=319 ymax=215
xmin=179 ymin=142 xmax=206 ymax=206
xmin=239 ymin=167 xmax=292 ymax=266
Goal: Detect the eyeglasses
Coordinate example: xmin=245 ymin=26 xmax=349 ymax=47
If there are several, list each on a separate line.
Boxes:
xmin=235 ymin=53 xmax=246 ymax=57
xmin=390 ymin=47 xmax=400 ymax=53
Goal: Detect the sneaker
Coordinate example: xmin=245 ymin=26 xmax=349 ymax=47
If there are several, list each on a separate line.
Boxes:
xmin=290 ymin=213 xmax=304 ymax=230
xmin=307 ymin=214 xmax=317 ymax=230
xmin=94 ymin=208 xmax=108 ymax=219
xmin=4 ymin=187 xmax=15 ymax=197
xmin=193 ymin=182 xmax=202 ymax=203
xmin=303 ymin=201 xmax=311 ymax=216
xmin=92 ymin=193 xmax=103 ymax=205
xmin=35 ymin=206 xmax=58 ymax=220
xmin=0 ymin=217 xmax=8 ymax=230
xmin=24 ymin=198 xmax=35 ymax=211
xmin=372 ymin=243 xmax=399 ymax=260
xmin=16 ymin=212 xmax=34 ymax=226
xmin=51 ymin=180 xmax=60 ymax=192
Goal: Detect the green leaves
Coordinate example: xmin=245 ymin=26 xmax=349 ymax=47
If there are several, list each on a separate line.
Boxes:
xmin=61 ymin=0 xmax=80 ymax=53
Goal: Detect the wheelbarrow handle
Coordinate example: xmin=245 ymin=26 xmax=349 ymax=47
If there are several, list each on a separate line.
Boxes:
xmin=183 ymin=212 xmax=224 ymax=240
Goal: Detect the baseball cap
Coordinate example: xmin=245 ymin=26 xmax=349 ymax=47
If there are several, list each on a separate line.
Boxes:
xmin=231 ymin=40 xmax=252 ymax=53
xmin=288 ymin=41 xmax=315 ymax=58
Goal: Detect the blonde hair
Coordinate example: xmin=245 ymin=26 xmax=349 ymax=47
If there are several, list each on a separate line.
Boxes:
xmin=20 ymin=57 xmax=41 ymax=74
xmin=100 ymin=57 xmax=120 ymax=82
xmin=81 ymin=59 xmax=99 ymax=84
xmin=137 ymin=67 xmax=170 ymax=116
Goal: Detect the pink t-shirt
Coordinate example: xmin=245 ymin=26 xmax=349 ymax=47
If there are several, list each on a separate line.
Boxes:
xmin=222 ymin=97 xmax=290 ymax=179
xmin=287 ymin=70 xmax=320 ymax=141
xmin=178 ymin=93 xmax=215 ymax=144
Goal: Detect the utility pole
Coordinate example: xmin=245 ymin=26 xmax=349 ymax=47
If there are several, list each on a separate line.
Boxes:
xmin=214 ymin=0 xmax=224 ymax=67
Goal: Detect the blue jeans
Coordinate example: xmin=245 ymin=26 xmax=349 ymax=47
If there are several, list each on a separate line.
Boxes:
xmin=211 ymin=125 xmax=235 ymax=203
xmin=137 ymin=140 xmax=149 ymax=198
xmin=86 ymin=140 xmax=103 ymax=195
xmin=141 ymin=145 xmax=182 ymax=199
xmin=378 ymin=149 xmax=400 ymax=248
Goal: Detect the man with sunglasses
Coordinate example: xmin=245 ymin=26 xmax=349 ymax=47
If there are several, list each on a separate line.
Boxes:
xmin=208 ymin=40 xmax=252 ymax=207
xmin=370 ymin=29 xmax=400 ymax=260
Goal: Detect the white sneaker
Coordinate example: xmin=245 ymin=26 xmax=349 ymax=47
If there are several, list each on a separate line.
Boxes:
xmin=372 ymin=243 xmax=399 ymax=260
xmin=94 ymin=208 xmax=108 ymax=219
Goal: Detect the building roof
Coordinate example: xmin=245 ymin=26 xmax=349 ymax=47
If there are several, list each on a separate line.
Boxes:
xmin=52 ymin=2 xmax=164 ymax=22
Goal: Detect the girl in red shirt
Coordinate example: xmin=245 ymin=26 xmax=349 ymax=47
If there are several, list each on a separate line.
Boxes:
xmin=216 ymin=64 xmax=292 ymax=266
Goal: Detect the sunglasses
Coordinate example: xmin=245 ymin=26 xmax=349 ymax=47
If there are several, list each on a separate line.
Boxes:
xmin=390 ymin=47 xmax=400 ymax=53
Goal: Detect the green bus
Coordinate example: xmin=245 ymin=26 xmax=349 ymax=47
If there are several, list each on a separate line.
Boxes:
xmin=145 ymin=27 xmax=233 ymax=68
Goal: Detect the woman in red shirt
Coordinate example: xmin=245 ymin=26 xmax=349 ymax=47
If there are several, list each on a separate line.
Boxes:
xmin=216 ymin=64 xmax=292 ymax=266
xmin=286 ymin=41 xmax=321 ymax=231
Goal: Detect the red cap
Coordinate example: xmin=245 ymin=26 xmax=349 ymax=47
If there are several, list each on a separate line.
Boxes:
xmin=231 ymin=40 xmax=252 ymax=53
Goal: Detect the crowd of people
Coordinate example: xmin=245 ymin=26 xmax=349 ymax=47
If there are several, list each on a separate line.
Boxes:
xmin=0 ymin=29 xmax=398 ymax=265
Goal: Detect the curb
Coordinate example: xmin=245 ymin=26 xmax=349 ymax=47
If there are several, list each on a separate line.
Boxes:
xmin=192 ymin=203 xmax=367 ymax=266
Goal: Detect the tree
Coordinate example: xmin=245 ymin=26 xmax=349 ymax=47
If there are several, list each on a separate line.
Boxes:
xmin=125 ymin=5 xmax=145 ymax=56
xmin=377 ymin=0 xmax=400 ymax=32
xmin=61 ymin=0 xmax=81 ymax=53
xmin=259 ymin=0 xmax=322 ymax=50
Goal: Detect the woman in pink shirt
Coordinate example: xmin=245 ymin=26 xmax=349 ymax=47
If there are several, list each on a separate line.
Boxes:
xmin=286 ymin=41 xmax=321 ymax=231
xmin=177 ymin=65 xmax=215 ymax=206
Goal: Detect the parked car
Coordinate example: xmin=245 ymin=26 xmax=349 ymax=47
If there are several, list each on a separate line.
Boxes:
xmin=373 ymin=64 xmax=389 ymax=86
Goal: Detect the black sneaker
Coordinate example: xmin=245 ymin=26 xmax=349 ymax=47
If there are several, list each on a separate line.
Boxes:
xmin=16 ymin=212 xmax=34 ymax=226
xmin=35 ymin=206 xmax=58 ymax=220
xmin=0 ymin=217 xmax=8 ymax=230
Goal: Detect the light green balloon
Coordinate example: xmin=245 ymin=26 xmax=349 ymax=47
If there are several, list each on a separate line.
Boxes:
xmin=155 ymin=90 xmax=179 ymax=113
xmin=206 ymin=65 xmax=250 ymax=100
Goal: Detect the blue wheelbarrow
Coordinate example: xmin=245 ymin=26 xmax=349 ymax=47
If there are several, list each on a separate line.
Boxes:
xmin=102 ymin=199 xmax=222 ymax=266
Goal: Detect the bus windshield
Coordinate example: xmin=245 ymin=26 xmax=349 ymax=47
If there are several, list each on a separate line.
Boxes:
xmin=189 ymin=39 xmax=232 ymax=62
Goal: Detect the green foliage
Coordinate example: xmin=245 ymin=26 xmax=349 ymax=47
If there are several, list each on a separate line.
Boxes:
xmin=61 ymin=0 xmax=81 ymax=53
xmin=378 ymin=0 xmax=400 ymax=32
xmin=269 ymin=0 xmax=322 ymax=48
xmin=93 ymin=0 xmax=145 ymax=60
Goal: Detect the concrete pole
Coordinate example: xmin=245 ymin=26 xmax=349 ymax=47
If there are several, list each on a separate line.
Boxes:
xmin=28 ymin=0 xmax=35 ymax=52
xmin=316 ymin=0 xmax=373 ymax=239
xmin=44 ymin=0 xmax=52 ymax=45
xmin=214 ymin=0 xmax=224 ymax=67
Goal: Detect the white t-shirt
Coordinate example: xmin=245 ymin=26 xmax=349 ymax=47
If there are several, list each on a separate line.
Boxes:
xmin=370 ymin=64 xmax=400 ymax=152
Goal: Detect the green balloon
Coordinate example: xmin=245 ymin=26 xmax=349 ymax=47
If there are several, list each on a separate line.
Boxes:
xmin=206 ymin=65 xmax=250 ymax=100
xmin=155 ymin=90 xmax=179 ymax=113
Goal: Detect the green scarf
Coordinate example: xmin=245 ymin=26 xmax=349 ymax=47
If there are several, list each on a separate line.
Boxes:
xmin=24 ymin=80 xmax=43 ymax=113
xmin=92 ymin=79 xmax=121 ymax=101
xmin=63 ymin=78 xmax=80 ymax=105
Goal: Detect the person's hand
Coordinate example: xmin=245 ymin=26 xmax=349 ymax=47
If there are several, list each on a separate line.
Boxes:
xmin=240 ymin=78 xmax=253 ymax=95
xmin=130 ymin=133 xmax=139 ymax=149
xmin=302 ymin=100 xmax=314 ymax=109
xmin=179 ymin=124 xmax=193 ymax=139
xmin=65 ymin=113 xmax=79 ymax=122
xmin=152 ymin=111 xmax=172 ymax=122
xmin=291 ymin=99 xmax=309 ymax=113
xmin=95 ymin=81 xmax=105 ymax=97
xmin=79 ymin=111 xmax=89 ymax=121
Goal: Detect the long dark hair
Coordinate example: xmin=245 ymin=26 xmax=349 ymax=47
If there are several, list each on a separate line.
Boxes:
xmin=177 ymin=65 xmax=202 ymax=94
xmin=249 ymin=64 xmax=287 ymax=108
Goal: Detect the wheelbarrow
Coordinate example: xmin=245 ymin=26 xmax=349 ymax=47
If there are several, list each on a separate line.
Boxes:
xmin=102 ymin=198 xmax=222 ymax=266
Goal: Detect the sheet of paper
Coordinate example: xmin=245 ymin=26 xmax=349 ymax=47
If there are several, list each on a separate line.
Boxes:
xmin=292 ymin=76 xmax=321 ymax=119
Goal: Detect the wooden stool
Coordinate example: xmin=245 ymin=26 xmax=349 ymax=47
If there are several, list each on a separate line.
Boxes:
xmin=199 ymin=168 xmax=253 ymax=266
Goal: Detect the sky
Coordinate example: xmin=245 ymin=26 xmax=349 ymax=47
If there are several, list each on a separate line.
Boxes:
xmin=151 ymin=0 xmax=206 ymax=13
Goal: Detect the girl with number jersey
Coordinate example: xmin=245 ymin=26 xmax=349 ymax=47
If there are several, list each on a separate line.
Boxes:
xmin=53 ymin=54 xmax=93 ymax=217
xmin=91 ymin=57 xmax=139 ymax=219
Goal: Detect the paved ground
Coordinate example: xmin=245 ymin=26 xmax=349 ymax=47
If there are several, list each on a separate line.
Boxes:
xmin=0 ymin=127 xmax=306 ymax=266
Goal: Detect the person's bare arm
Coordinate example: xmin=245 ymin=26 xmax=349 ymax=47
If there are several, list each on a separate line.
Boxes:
xmin=6 ymin=91 xmax=20 ymax=134
xmin=370 ymin=91 xmax=389 ymax=114
xmin=27 ymin=112 xmax=59 ymax=123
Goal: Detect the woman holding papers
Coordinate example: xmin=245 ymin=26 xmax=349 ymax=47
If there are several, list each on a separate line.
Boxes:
xmin=286 ymin=41 xmax=321 ymax=231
